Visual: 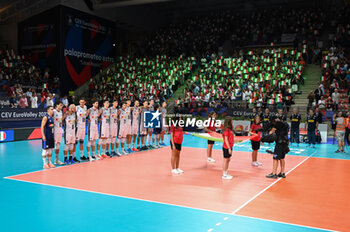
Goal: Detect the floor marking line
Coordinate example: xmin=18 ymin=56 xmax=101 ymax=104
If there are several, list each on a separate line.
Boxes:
xmin=233 ymin=214 xmax=337 ymax=232
xmin=3 ymin=147 xmax=171 ymax=179
xmin=3 ymin=177 xmax=231 ymax=216
xmin=231 ymin=151 xmax=315 ymax=215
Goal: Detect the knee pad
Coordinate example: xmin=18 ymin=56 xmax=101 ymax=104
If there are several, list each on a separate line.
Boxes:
xmin=47 ymin=148 xmax=53 ymax=155
xmin=107 ymin=138 xmax=112 ymax=144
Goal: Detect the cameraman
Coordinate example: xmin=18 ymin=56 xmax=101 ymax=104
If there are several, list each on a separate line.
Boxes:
xmin=262 ymin=117 xmax=290 ymax=179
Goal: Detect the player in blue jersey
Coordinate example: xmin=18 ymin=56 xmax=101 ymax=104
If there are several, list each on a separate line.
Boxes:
xmin=41 ymin=106 xmax=55 ymax=169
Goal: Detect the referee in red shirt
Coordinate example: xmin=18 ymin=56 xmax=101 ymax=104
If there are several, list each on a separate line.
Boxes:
xmin=249 ymin=115 xmax=263 ymax=167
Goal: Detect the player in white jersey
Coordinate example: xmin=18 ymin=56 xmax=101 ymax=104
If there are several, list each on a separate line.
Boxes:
xmin=53 ymin=101 xmax=65 ymax=165
xmin=86 ymin=100 xmax=101 ymax=161
xmin=117 ymin=102 xmax=129 ymax=155
xmin=125 ymin=99 xmax=133 ymax=153
xmin=64 ymin=104 xmax=77 ymax=165
xmin=131 ymin=100 xmax=141 ymax=151
xmin=107 ymin=100 xmax=120 ymax=156
xmin=139 ymin=100 xmax=149 ymax=151
xmin=147 ymin=99 xmax=155 ymax=148
xmin=96 ymin=100 xmax=111 ymax=159
xmin=74 ymin=99 xmax=89 ymax=162
xmin=160 ymin=101 xmax=168 ymax=146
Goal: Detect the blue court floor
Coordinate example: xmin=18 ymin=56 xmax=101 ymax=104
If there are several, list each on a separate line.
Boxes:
xmin=0 ymin=134 xmax=346 ymax=232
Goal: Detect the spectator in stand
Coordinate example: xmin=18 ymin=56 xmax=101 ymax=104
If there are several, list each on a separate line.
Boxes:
xmin=314 ymin=108 xmax=323 ymax=124
xmin=19 ymin=94 xmax=28 ymax=108
xmin=318 ymin=96 xmax=326 ymax=110
xmin=307 ymin=90 xmax=315 ymax=111
xmin=15 ymin=84 xmax=23 ymax=97
xmin=331 ymin=89 xmax=340 ymax=110
xmin=326 ymin=96 xmax=334 ymax=111
xmin=31 ymin=92 xmax=38 ymax=108
xmin=62 ymin=95 xmax=69 ymax=108
xmin=46 ymin=94 xmax=54 ymax=107
xmin=10 ymin=94 xmax=17 ymax=108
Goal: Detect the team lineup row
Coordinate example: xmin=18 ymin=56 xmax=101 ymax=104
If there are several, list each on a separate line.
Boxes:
xmin=40 ymin=99 xmax=168 ymax=169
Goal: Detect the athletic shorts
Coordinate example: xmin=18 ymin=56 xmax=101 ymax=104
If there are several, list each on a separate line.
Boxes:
xmin=76 ymin=126 xmax=85 ymax=141
xmin=65 ymin=133 xmax=76 ymax=145
xmin=170 ymin=143 xmax=182 ymax=151
xmin=54 ymin=132 xmax=62 ymax=144
xmin=272 ymin=143 xmax=289 ymax=160
xmin=42 ymin=138 xmax=54 ymax=149
xmin=100 ymin=124 xmax=110 ymax=138
xmin=208 ymin=140 xmax=215 ymax=145
xmin=131 ymin=124 xmax=139 ymax=135
xmin=126 ymin=122 xmax=132 ymax=135
xmin=88 ymin=127 xmax=99 ymax=141
xmin=222 ymin=147 xmax=232 ymax=158
xmin=118 ymin=126 xmax=128 ymax=138
xmin=109 ymin=124 xmax=118 ymax=138
xmin=336 ymin=131 xmax=345 ymax=142
xmin=153 ymin=127 xmax=161 ymax=134
xmin=251 ymin=140 xmax=260 ymax=150
xmin=139 ymin=126 xmax=148 ymax=135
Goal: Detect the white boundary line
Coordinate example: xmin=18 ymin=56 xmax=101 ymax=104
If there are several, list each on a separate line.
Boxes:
xmin=231 ymin=151 xmax=316 ymax=215
xmin=3 ymin=147 xmax=338 ymax=232
xmin=3 ymin=176 xmax=231 ymax=216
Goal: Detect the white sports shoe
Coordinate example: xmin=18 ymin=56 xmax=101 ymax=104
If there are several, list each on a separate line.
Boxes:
xmin=177 ymin=168 xmax=184 ymax=173
xmin=121 ymin=150 xmax=127 ymax=155
xmin=252 ymin=161 xmax=259 ymax=167
xmin=207 ymin=157 xmax=216 ymax=163
xmin=116 ymin=152 xmax=122 ymax=156
xmin=256 ymin=161 xmax=262 ymax=166
xmin=171 ymin=169 xmax=180 ymax=174
xmin=95 ymin=155 xmax=101 ymax=160
xmin=54 ymin=160 xmax=64 ymax=165
xmin=222 ymin=174 xmax=233 ymax=180
xmin=152 ymin=144 xmax=157 ymax=148
xmin=89 ymin=156 xmax=95 ymax=162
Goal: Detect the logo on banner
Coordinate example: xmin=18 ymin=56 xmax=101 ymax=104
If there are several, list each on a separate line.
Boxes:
xmin=0 ymin=131 xmax=6 ymax=141
xmin=144 ymin=111 xmax=161 ymax=128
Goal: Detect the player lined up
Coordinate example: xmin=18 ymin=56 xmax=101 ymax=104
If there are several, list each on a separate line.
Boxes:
xmin=41 ymin=99 xmax=168 ymax=169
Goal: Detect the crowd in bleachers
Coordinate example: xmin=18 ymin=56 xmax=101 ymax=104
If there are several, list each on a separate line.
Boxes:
xmin=175 ymin=46 xmax=306 ymax=111
xmin=0 ymin=48 xmax=61 ymax=108
xmin=88 ymin=55 xmax=194 ymax=104
xmin=140 ymin=7 xmax=325 ymax=56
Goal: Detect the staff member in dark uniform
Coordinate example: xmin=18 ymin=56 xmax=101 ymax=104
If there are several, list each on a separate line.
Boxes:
xmin=263 ymin=117 xmax=290 ymax=179
xmin=305 ymin=109 xmax=318 ymax=148
xmin=261 ymin=108 xmax=272 ymax=137
xmin=290 ymin=107 xmax=301 ymax=146
xmin=41 ymin=106 xmax=55 ymax=169
xmin=250 ymin=108 xmax=259 ymax=125
xmin=276 ymin=109 xmax=287 ymax=121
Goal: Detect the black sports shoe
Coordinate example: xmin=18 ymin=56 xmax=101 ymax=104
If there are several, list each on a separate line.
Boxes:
xmin=80 ymin=156 xmax=88 ymax=161
xmin=278 ymin=173 xmax=286 ymax=178
xmin=73 ymin=157 xmax=80 ymax=163
xmin=266 ymin=173 xmax=278 ymax=179
xmin=266 ymin=150 xmax=274 ymax=154
xmin=91 ymin=155 xmax=96 ymax=159
xmin=106 ymin=152 xmax=111 ymax=157
xmin=335 ymin=150 xmax=341 ymax=153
